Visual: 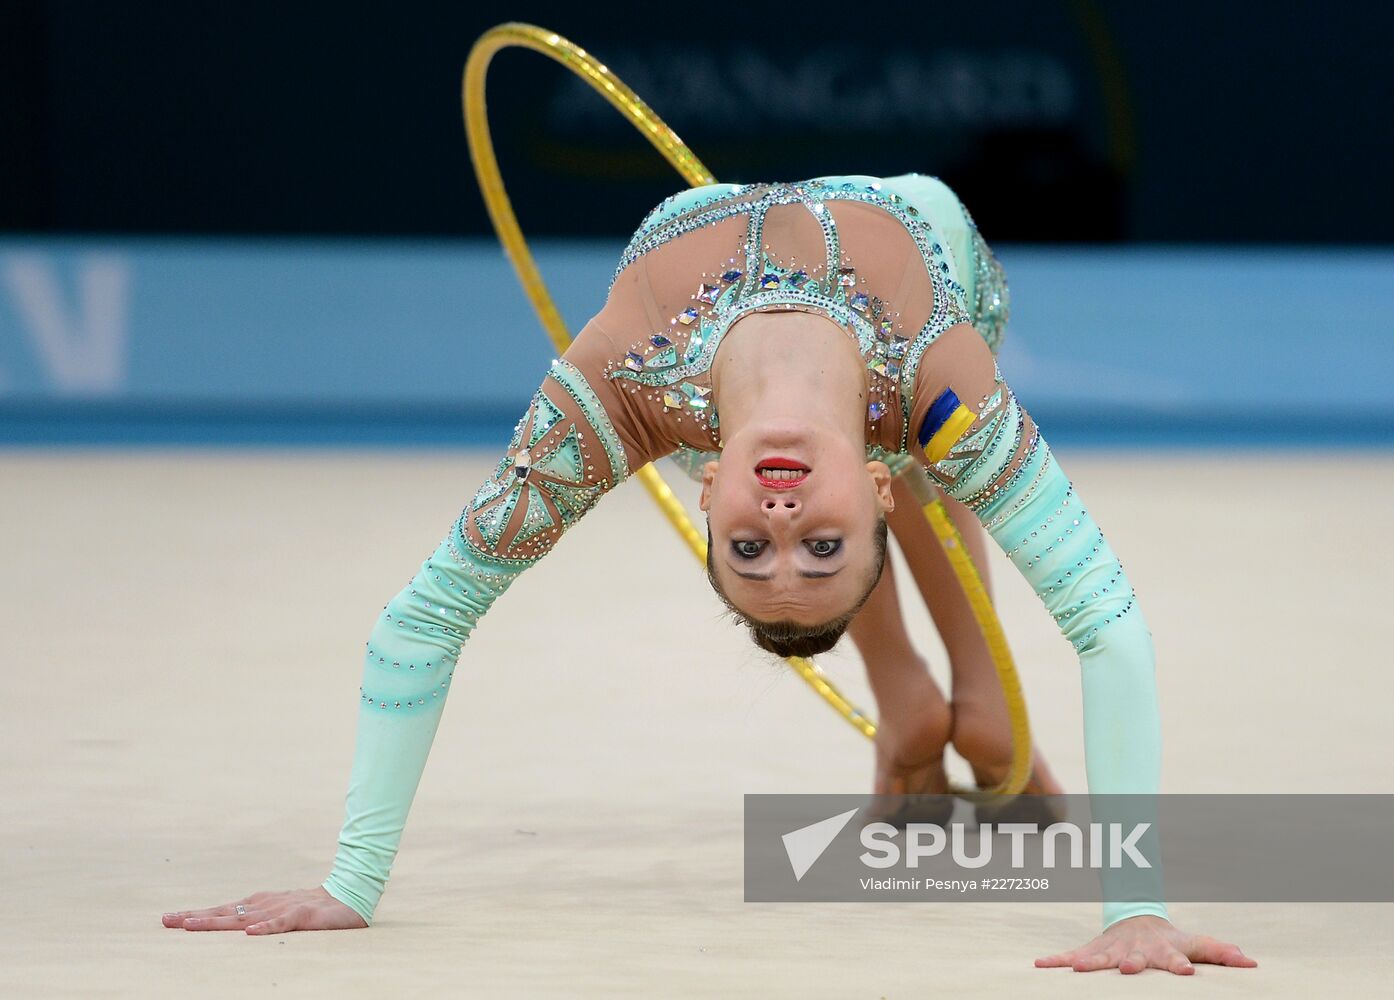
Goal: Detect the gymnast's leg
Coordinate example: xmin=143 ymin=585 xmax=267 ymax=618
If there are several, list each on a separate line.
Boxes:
xmin=846 ymin=561 xmax=952 ymax=796
xmin=885 ymin=478 xmax=1063 ymax=795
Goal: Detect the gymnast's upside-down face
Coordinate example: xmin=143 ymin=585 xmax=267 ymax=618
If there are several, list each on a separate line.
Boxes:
xmin=698 ymin=420 xmax=894 ymax=627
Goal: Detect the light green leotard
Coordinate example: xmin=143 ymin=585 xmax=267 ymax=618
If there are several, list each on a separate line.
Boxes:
xmin=321 ymin=174 xmax=1166 ymax=931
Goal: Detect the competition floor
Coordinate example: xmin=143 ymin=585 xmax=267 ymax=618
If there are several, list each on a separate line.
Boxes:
xmin=3 ymin=448 xmax=1392 ymax=997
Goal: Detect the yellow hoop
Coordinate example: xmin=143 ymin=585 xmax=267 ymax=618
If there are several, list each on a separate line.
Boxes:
xmin=461 ymin=22 xmax=1031 ymax=797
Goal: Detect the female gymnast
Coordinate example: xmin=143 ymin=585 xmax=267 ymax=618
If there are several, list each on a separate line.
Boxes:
xmin=162 ymin=173 xmax=1256 ymax=975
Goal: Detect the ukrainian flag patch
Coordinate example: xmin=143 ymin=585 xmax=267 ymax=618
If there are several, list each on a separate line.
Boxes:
xmin=918 ymin=388 xmax=976 ymax=463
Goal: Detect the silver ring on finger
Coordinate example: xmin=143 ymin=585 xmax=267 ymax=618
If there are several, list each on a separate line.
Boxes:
xmin=235 ymin=905 xmax=247 ymax=917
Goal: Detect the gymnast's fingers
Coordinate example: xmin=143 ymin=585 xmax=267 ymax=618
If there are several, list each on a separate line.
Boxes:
xmin=1117 ymin=949 xmax=1149 ymax=975
xmin=1164 ymin=950 xmax=1195 ymax=975
xmin=162 ymin=903 xmax=237 ymax=927
xmin=1185 ymin=934 xmax=1258 ymax=968
xmin=1033 ymin=949 xmax=1080 ymax=968
xmin=182 ymin=910 xmax=267 ymax=931
xmin=1065 ymin=937 xmax=1131 ymax=976
xmin=162 ymin=892 xmax=268 ymax=926
xmin=1071 ymin=952 xmax=1114 ymax=972
xmin=246 ymin=912 xmax=300 ymax=935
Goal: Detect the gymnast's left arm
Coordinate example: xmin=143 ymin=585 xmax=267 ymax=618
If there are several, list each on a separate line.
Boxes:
xmin=910 ymin=322 xmax=1256 ymax=974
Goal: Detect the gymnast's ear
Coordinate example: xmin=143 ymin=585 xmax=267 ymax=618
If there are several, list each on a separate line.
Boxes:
xmin=866 ymin=459 xmax=895 ymax=513
xmin=698 ymin=460 xmax=720 ymax=512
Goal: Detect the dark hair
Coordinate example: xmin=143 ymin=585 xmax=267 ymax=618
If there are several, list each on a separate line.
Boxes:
xmin=705 ymin=517 xmax=889 ymax=658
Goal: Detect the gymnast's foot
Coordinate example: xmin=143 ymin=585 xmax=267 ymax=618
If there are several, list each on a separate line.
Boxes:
xmin=871 ymin=656 xmax=953 ymax=799
xmin=949 ymin=694 xmax=1065 ymax=800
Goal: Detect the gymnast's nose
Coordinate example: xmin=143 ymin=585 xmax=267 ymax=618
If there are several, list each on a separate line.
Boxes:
xmin=761 ymin=496 xmax=800 ymax=517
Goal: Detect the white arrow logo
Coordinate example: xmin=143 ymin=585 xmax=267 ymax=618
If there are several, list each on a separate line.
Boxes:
xmin=781 ymin=808 xmax=859 ymax=881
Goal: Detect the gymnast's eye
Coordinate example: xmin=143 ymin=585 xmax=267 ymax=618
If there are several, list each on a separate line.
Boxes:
xmin=732 ymin=540 xmax=766 ymax=559
xmin=806 ymin=539 xmax=842 ymax=557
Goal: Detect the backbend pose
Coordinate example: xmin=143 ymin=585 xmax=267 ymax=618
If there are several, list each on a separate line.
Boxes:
xmin=164 ymin=173 xmax=1255 ymax=975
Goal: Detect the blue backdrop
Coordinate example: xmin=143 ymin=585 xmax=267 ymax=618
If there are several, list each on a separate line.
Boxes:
xmin=1 ymin=239 xmax=1390 ymax=447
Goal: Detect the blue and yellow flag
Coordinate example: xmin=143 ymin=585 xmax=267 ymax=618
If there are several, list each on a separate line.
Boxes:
xmin=918 ymin=388 xmax=975 ymax=463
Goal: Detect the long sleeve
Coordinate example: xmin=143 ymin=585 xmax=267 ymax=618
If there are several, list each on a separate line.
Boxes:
xmin=321 ymin=359 xmax=630 ymax=924
xmin=910 ymin=323 xmax=1166 ymax=929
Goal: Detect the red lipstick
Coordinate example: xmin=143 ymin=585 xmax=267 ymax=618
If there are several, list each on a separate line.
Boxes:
xmin=755 ymin=456 xmax=809 ymax=490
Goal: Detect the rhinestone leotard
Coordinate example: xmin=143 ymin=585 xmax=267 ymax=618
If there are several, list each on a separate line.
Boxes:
xmin=321 ymin=174 xmax=1164 ymax=930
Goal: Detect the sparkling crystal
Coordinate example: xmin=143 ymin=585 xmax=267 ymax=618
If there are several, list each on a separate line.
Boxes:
xmin=759 ymin=272 xmax=780 ymax=290
xmin=870 ymin=359 xmax=889 ymax=377
xmin=683 ymin=383 xmax=712 ymax=411
xmin=787 ymin=269 xmax=808 ymax=287
xmin=850 ymin=292 xmax=869 ymax=312
xmin=697 ymin=282 xmax=721 ymax=303
xmin=675 ymin=307 xmax=699 ymax=325
xmin=531 ymin=428 xmax=584 ymax=484
xmin=651 ymin=333 xmax=672 ymax=348
xmin=645 ymin=346 xmax=678 ymax=369
xmin=662 ymin=389 xmax=684 ymax=410
xmin=837 ymin=267 xmax=856 ymax=287
xmin=527 ymin=395 xmax=565 ymax=449
xmin=471 ymin=478 xmax=505 ymax=512
xmin=721 ymin=269 xmax=743 ymax=283
xmin=868 ymin=401 xmax=887 ymax=421
xmin=887 ymin=336 xmax=909 ymax=358
xmin=879 ymin=317 xmax=894 ymax=335
xmin=624 ymin=352 xmax=644 ymax=372
xmin=512 ymin=450 xmax=532 ymax=479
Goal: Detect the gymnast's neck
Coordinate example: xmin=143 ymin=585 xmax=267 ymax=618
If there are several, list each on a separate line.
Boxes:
xmin=710 ymin=310 xmax=869 ymax=449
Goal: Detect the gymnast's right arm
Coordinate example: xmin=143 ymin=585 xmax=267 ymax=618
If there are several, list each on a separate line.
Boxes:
xmin=160 ymin=351 xmax=634 ymax=934
xmin=318 ymin=358 xmax=631 ymax=926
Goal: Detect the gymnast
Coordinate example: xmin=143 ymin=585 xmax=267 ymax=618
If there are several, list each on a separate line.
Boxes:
xmin=162 ymin=173 xmax=1256 ymax=975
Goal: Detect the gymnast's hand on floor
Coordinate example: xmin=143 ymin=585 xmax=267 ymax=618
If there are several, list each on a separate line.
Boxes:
xmin=161 ymin=887 xmax=367 ymax=934
xmin=1035 ymin=915 xmax=1257 ymax=975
